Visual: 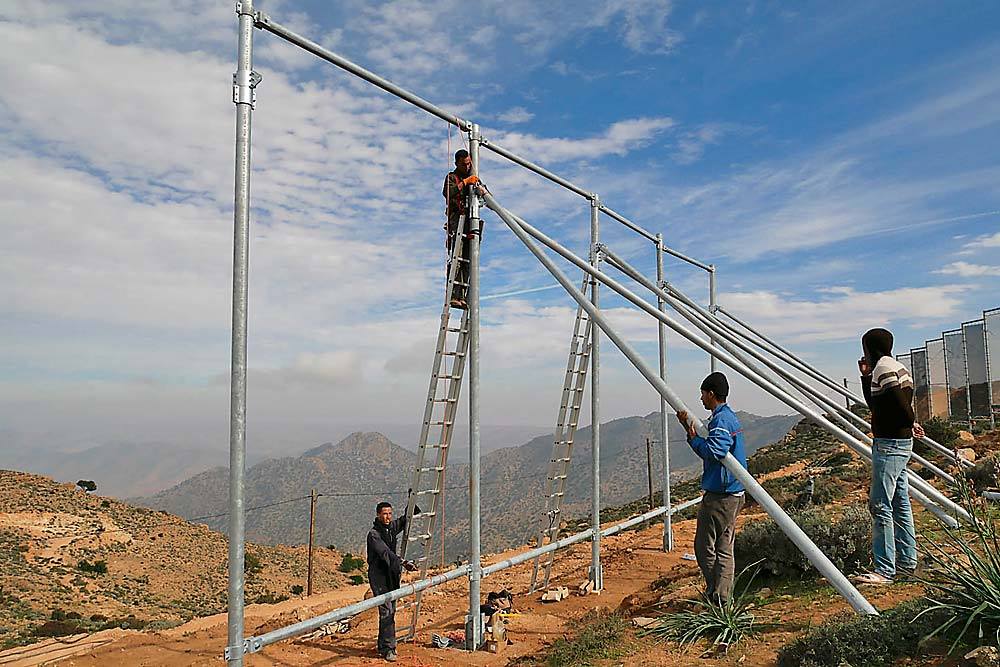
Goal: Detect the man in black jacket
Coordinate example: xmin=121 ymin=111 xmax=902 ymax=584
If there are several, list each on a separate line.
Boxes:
xmin=367 ymin=501 xmax=416 ymax=662
xmin=852 ymin=328 xmax=925 ymax=586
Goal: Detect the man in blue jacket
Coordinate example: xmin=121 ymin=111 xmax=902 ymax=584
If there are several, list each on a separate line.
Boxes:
xmin=677 ymin=372 xmax=747 ymax=605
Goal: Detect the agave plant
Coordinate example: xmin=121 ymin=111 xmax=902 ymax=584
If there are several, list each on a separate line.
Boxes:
xmin=641 ymin=562 xmax=762 ymax=650
xmin=917 ymin=478 xmax=1000 ymax=651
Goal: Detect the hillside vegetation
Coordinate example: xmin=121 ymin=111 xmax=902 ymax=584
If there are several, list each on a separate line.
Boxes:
xmin=0 ymin=470 xmax=350 ymax=649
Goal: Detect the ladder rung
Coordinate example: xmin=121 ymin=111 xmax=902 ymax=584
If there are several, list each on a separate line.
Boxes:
xmin=446 ymin=327 xmax=468 ymax=333
xmin=435 ymin=374 xmax=462 ymax=380
xmin=427 ymin=420 xmax=453 ymax=425
xmin=455 ymin=257 xmax=469 ymax=263
xmin=547 ymin=492 xmax=565 ymax=498
xmin=452 ymin=281 xmax=469 ymax=287
xmin=549 ymin=475 xmax=567 ymax=481
xmin=417 ymin=467 xmax=444 ymax=473
xmin=412 ymin=511 xmax=437 ymax=518
xmin=422 ymin=444 xmax=448 ymax=449
xmin=551 ymin=457 xmax=571 ymax=463
xmin=408 ymin=533 xmax=432 ymax=541
xmin=443 ymin=351 xmax=466 ymax=357
xmin=432 ymin=398 xmax=457 ymax=403
xmin=414 ymin=489 xmax=440 ymax=496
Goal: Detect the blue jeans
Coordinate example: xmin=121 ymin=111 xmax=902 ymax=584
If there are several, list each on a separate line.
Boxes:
xmin=869 ymin=438 xmax=918 ymax=578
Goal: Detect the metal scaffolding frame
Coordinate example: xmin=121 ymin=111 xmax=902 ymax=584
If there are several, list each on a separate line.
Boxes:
xmin=219 ymin=3 xmax=987 ymax=659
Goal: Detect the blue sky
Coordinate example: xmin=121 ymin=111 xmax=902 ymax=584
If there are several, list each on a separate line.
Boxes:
xmin=2 ymin=1 xmax=998 ymax=453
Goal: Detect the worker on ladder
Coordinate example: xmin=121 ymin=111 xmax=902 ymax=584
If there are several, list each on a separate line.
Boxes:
xmin=442 ymin=148 xmax=486 ymax=309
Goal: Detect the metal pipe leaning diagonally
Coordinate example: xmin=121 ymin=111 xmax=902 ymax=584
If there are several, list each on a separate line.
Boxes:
xmin=481 ymin=192 xmax=878 ymax=615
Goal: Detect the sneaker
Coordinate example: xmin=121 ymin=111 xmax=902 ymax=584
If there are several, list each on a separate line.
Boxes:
xmin=851 ymin=571 xmax=893 ymax=586
xmin=384 ymin=649 xmax=398 ymax=662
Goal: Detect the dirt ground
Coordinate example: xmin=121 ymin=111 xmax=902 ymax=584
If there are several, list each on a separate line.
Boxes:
xmin=0 ymin=510 xmax=924 ymax=667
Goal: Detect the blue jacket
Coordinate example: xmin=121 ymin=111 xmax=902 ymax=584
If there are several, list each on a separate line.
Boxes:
xmin=688 ymin=403 xmax=747 ymax=494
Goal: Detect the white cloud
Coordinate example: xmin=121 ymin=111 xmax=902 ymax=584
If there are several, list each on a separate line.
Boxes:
xmin=960 ymin=230 xmax=1000 ymax=253
xmin=494 ymin=117 xmax=675 ymax=163
xmin=497 ymin=107 xmax=535 ymax=124
xmin=722 ymin=285 xmax=967 ymax=343
xmin=935 ymin=261 xmax=1000 ymax=278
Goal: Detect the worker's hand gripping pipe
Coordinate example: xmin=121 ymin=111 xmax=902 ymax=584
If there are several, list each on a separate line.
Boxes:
xmin=482 ymin=193 xmax=878 ymax=616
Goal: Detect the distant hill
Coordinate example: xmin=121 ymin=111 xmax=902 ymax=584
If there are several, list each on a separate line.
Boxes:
xmin=0 ymin=442 xmax=226 ymax=498
xmin=0 ymin=470 xmax=351 ymax=649
xmin=137 ymin=412 xmax=798 ymax=559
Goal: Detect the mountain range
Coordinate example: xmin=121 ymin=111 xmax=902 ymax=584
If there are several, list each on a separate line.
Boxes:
xmin=136 ymin=411 xmax=799 ymax=560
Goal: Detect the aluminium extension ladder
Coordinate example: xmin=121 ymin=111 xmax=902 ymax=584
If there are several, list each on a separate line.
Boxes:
xmin=529 ymin=275 xmax=593 ymax=592
xmin=396 ymin=217 xmax=472 ymax=641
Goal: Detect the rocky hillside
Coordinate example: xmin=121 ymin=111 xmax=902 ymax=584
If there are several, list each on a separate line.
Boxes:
xmin=137 ymin=412 xmax=798 ymax=558
xmin=0 ymin=470 xmax=351 ymax=650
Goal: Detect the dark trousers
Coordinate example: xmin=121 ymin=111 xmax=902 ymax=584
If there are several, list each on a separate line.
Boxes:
xmin=694 ymin=491 xmax=744 ymax=603
xmin=370 ymin=577 xmax=396 ymax=654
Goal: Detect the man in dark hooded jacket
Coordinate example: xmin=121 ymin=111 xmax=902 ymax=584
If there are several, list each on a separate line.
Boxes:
xmin=367 ymin=501 xmax=417 ymax=662
xmin=852 ymin=328 xmax=925 ymax=586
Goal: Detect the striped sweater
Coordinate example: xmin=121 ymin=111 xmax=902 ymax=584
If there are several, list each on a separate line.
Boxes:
xmin=861 ymin=356 xmax=915 ymax=439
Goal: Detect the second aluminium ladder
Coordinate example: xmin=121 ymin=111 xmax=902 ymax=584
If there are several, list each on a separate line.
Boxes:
xmin=529 ymin=275 xmax=593 ymax=592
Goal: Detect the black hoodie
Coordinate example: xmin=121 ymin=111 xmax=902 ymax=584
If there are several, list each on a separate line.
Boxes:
xmin=861 ymin=328 xmax=915 ymax=439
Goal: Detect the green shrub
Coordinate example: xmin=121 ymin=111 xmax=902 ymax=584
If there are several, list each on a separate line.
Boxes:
xmin=777 ymin=599 xmax=943 ymax=667
xmin=32 ymin=620 xmax=80 ymax=637
xmin=961 ymin=453 xmax=1000 ymax=492
xmin=919 ymin=481 xmax=1000 ymax=651
xmin=923 ymin=416 xmax=959 ymax=447
xmin=348 ymin=574 xmax=365 ymax=585
xmin=77 ymin=559 xmax=108 ymax=575
xmin=735 ymin=505 xmax=870 ymax=578
xmin=642 ymin=564 xmax=761 ymax=649
xmin=243 ymin=550 xmax=262 ymax=576
xmin=290 ymin=585 xmax=304 ymax=595
xmin=338 ymin=552 xmax=365 ymax=573
xmin=543 ymin=612 xmax=634 ymax=666
xmin=251 ymin=592 xmax=288 ymax=605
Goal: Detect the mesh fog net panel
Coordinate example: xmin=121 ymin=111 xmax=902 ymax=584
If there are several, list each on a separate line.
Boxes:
xmin=911 ymin=348 xmax=930 ymax=422
xmin=896 ymin=353 xmax=912 ymax=374
xmin=944 ymin=329 xmax=969 ymax=421
xmin=963 ymin=321 xmax=990 ymax=418
xmin=926 ymin=338 xmax=948 ymax=419
xmin=986 ymin=309 xmax=1000 ymax=415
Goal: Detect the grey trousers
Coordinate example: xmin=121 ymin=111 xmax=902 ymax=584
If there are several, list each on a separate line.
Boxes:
xmin=694 ymin=491 xmax=744 ymax=603
xmin=369 ymin=581 xmax=396 ymax=654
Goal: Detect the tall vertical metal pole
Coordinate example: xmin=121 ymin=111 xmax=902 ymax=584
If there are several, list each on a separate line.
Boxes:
xmin=307 ymin=489 xmax=317 ymax=596
xmin=466 ymin=124 xmax=483 ymax=651
xmin=655 ymin=235 xmax=672 ymax=551
xmin=708 ymin=265 xmax=718 ymax=373
xmin=843 ymin=378 xmax=850 ymax=410
xmin=589 ymin=195 xmax=603 ymax=592
xmin=226 ymin=2 xmax=255 ymax=663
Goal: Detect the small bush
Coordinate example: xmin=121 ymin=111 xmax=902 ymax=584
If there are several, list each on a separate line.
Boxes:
xmin=100 ymin=500 xmax=111 ymax=508
xmin=76 ymin=479 xmax=97 ymax=493
xmin=50 ymin=609 xmax=66 ymax=621
xmin=243 ymin=550 xmax=262 ymax=576
xmin=90 ymin=614 xmax=107 ymax=623
xmin=251 ymin=592 xmax=289 ymax=605
xmin=338 ymin=552 xmax=365 ymax=573
xmin=290 ymin=585 xmax=304 ymax=595
xmin=919 ymin=481 xmax=1000 ymax=651
xmin=349 ymin=574 xmax=365 ymax=585
xmin=77 ymin=559 xmax=108 ymax=575
xmin=735 ymin=505 xmax=870 ymax=578
xmin=642 ymin=564 xmax=761 ymax=649
xmin=962 ymin=453 xmax=1000 ymax=492
xmin=777 ymin=599 xmax=943 ymax=667
xmin=32 ymin=620 xmax=80 ymax=637
xmin=923 ymin=416 xmax=960 ymax=447
xmin=544 ymin=612 xmax=634 ymax=666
